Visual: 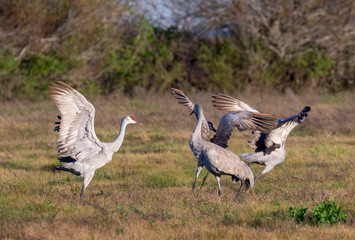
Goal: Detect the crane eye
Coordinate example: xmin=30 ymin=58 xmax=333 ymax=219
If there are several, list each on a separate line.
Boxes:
xmin=130 ymin=116 xmax=135 ymax=120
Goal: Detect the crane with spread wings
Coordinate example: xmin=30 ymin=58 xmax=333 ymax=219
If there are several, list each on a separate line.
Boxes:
xmin=49 ymin=81 xmax=142 ymax=203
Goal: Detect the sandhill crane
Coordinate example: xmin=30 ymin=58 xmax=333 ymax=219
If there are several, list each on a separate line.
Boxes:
xmin=212 ymin=94 xmax=311 ymax=181
xmin=49 ymin=81 xmax=141 ymax=203
xmin=171 ymin=88 xmax=215 ymax=191
xmin=171 ymin=88 xmax=275 ymax=192
xmin=189 ymin=104 xmax=254 ymax=198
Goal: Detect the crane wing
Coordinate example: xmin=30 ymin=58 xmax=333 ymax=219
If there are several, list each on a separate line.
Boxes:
xmin=246 ymin=106 xmax=311 ymax=154
xmin=212 ymin=111 xmax=277 ymax=148
xmin=264 ymin=106 xmax=311 ymax=148
xmin=212 ymin=94 xmax=259 ymax=113
xmin=49 ymin=81 xmax=102 ymax=161
xmin=171 ymin=88 xmax=195 ymax=111
xmin=171 ymin=88 xmax=210 ymax=141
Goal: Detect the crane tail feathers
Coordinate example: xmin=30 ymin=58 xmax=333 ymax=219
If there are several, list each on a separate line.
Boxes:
xmin=56 ymin=159 xmax=86 ymax=177
xmin=58 ymin=156 xmax=76 ymax=163
xmin=56 ymin=165 xmax=81 ymax=176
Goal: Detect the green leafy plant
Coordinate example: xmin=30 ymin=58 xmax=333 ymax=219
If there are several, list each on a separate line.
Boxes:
xmin=16 ymin=51 xmax=76 ymax=98
xmin=289 ymin=206 xmax=308 ymax=223
xmin=0 ymin=50 xmax=21 ymax=100
xmin=311 ymin=200 xmax=347 ymax=225
xmin=289 ymin=200 xmax=347 ymax=225
xmin=104 ymin=19 xmax=186 ymax=94
xmin=198 ymin=42 xmax=243 ymax=90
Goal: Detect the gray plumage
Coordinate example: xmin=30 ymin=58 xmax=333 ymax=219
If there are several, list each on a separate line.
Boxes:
xmin=171 ymin=88 xmax=275 ymax=192
xmin=212 ymin=94 xmax=311 ymax=181
xmin=211 ymin=94 xmax=277 ymax=148
xmin=171 ymin=88 xmax=213 ymax=141
xmin=171 ymin=88 xmax=214 ymax=191
xmin=49 ymin=81 xmax=141 ymax=203
xmin=190 ymin=104 xmax=254 ymax=197
xmin=240 ymin=106 xmax=311 ymax=180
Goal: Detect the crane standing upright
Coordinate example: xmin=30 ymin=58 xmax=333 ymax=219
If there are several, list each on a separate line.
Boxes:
xmin=171 ymin=88 xmax=275 ymax=194
xmin=49 ymin=81 xmax=141 ymax=203
xmin=189 ymin=104 xmax=255 ymax=198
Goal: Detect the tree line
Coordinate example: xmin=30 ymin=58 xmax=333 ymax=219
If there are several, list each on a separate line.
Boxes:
xmin=0 ymin=0 xmax=354 ymax=100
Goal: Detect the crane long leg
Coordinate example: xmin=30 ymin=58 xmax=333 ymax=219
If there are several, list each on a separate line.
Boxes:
xmin=199 ymin=172 xmax=209 ymax=190
xmin=255 ymin=165 xmax=274 ymax=182
xmin=234 ymin=180 xmax=244 ymax=201
xmin=215 ymin=175 xmax=222 ymax=197
xmin=192 ymin=164 xmax=203 ymax=193
xmin=80 ymin=170 xmax=95 ymax=204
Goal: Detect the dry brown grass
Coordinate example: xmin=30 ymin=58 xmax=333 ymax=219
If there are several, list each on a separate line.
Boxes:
xmin=0 ymin=91 xmax=354 ymax=239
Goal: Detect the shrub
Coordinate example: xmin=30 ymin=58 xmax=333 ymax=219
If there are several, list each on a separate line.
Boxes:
xmin=0 ymin=0 xmax=353 ymax=100
xmin=311 ymin=200 xmax=347 ymax=225
xmin=0 ymin=50 xmax=20 ymax=100
xmin=289 ymin=199 xmax=347 ymax=225
xmin=289 ymin=206 xmax=308 ymax=223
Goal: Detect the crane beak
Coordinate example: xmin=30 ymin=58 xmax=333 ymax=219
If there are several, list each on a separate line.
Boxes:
xmin=208 ymin=121 xmax=217 ymax=132
xmin=190 ymin=110 xmax=195 ymax=116
xmin=136 ymin=122 xmax=143 ymax=126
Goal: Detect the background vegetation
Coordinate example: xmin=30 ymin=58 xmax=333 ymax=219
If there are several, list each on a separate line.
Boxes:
xmin=0 ymin=1 xmax=354 ymax=238
xmin=0 ymin=91 xmax=354 ymax=239
xmin=0 ymin=0 xmax=354 ymax=100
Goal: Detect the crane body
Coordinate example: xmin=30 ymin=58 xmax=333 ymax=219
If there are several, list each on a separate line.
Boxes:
xmin=189 ymin=104 xmax=254 ymax=197
xmin=49 ymin=81 xmax=141 ymax=203
xmin=172 ymin=88 xmax=275 ymax=191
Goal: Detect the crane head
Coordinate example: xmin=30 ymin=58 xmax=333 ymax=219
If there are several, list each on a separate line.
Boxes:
xmin=124 ymin=115 xmax=143 ymax=126
xmin=190 ymin=104 xmax=202 ymax=116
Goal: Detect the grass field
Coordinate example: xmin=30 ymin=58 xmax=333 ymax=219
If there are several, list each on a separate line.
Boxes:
xmin=0 ymin=90 xmax=354 ymax=239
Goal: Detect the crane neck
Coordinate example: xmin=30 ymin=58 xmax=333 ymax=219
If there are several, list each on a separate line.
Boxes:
xmin=112 ymin=119 xmax=129 ymax=153
xmin=191 ymin=107 xmax=204 ymax=142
